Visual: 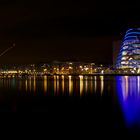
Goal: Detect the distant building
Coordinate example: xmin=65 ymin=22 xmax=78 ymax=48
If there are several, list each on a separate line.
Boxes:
xmin=112 ymin=40 xmax=121 ymax=68
xmin=116 ymin=28 xmax=140 ymax=69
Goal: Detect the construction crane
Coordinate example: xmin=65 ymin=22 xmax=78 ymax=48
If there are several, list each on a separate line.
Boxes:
xmin=0 ymin=43 xmax=15 ymax=57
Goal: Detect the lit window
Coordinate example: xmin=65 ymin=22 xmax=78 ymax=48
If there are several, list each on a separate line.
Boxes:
xmin=123 ymin=46 xmax=128 ymax=49
xmin=133 ymin=49 xmax=140 ymax=53
xmin=122 ymin=51 xmax=127 ymax=55
xmin=121 ymin=61 xmax=128 ymax=64
xmin=133 ymin=44 xmax=140 ymax=48
xmin=121 ymin=57 xmax=127 ymax=60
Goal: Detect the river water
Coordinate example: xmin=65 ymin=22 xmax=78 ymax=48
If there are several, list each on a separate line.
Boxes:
xmin=0 ymin=75 xmax=139 ymax=128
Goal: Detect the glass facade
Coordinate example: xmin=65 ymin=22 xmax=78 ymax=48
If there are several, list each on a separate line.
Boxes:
xmin=116 ymin=28 xmax=140 ymax=69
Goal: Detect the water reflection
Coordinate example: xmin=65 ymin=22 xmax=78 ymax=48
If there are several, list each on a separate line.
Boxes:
xmin=84 ymin=76 xmax=88 ymax=93
xmin=18 ymin=79 xmax=22 ymax=91
xmin=79 ymin=75 xmax=84 ymax=96
xmin=94 ymin=76 xmax=97 ymax=93
xmin=61 ymin=75 xmax=65 ymax=94
xmin=0 ymin=75 xmax=105 ymax=97
xmin=25 ymin=79 xmax=28 ymax=92
xmin=57 ymin=76 xmax=59 ymax=94
xmin=44 ymin=76 xmax=47 ymax=93
xmin=90 ymin=76 xmax=93 ymax=93
xmin=33 ymin=76 xmax=36 ymax=92
xmin=116 ymin=76 xmax=140 ymax=127
xmin=138 ymin=76 xmax=140 ymax=94
xmin=100 ymin=76 xmax=104 ymax=95
xmin=68 ymin=75 xmax=73 ymax=96
xmin=11 ymin=78 xmax=16 ymax=88
xmin=54 ymin=75 xmax=56 ymax=94
xmin=29 ymin=77 xmax=32 ymax=91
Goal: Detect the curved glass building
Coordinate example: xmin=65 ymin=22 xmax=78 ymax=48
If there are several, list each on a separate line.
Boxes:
xmin=116 ymin=28 xmax=140 ymax=69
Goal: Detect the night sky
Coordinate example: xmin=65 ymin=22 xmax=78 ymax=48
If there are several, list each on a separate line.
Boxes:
xmin=0 ymin=1 xmax=139 ymax=65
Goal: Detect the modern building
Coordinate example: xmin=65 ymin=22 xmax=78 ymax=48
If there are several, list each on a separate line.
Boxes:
xmin=116 ymin=28 xmax=140 ymax=70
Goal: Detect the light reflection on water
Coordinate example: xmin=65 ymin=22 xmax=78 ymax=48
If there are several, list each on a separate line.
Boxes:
xmin=25 ymin=79 xmax=28 ymax=92
xmin=57 ymin=76 xmax=59 ymax=95
xmin=94 ymin=76 xmax=97 ymax=93
xmin=54 ymin=75 xmax=56 ymax=95
xmin=29 ymin=76 xmax=32 ymax=92
xmin=0 ymin=75 xmax=105 ymax=97
xmin=79 ymin=75 xmax=84 ymax=96
xmin=100 ymin=76 xmax=104 ymax=96
xmin=84 ymin=76 xmax=88 ymax=94
xmin=61 ymin=75 xmax=64 ymax=94
xmin=33 ymin=76 xmax=36 ymax=92
xmin=68 ymin=75 xmax=73 ymax=96
xmin=1 ymin=75 xmax=140 ymax=127
xmin=115 ymin=76 xmax=140 ymax=127
xmin=44 ymin=75 xmax=47 ymax=93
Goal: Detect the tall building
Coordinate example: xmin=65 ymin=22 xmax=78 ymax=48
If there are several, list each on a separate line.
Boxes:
xmin=116 ymin=28 xmax=140 ymax=69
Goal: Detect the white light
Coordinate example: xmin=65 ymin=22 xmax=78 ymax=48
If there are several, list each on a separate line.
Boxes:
xmin=122 ymin=51 xmax=127 ymax=55
xmin=79 ymin=75 xmax=83 ymax=79
xmin=84 ymin=68 xmax=89 ymax=71
xmin=101 ymin=70 xmax=104 ymax=74
xmin=69 ymin=66 xmax=72 ymax=69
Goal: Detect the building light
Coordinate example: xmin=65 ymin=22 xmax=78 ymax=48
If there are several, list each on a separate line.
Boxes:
xmin=101 ymin=70 xmax=104 ymax=74
xmin=68 ymin=75 xmax=72 ymax=78
xmin=122 ymin=51 xmax=127 ymax=55
xmin=121 ymin=57 xmax=127 ymax=60
xmin=131 ymin=70 xmax=135 ymax=73
xmin=121 ymin=62 xmax=128 ymax=64
xmin=84 ymin=68 xmax=89 ymax=71
xmin=8 ymin=70 xmax=17 ymax=74
xmin=79 ymin=75 xmax=83 ymax=79
xmin=137 ymin=69 xmax=140 ymax=73
xmin=123 ymin=46 xmax=128 ymax=49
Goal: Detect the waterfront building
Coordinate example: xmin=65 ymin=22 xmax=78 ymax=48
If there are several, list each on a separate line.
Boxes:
xmin=116 ymin=28 xmax=140 ymax=71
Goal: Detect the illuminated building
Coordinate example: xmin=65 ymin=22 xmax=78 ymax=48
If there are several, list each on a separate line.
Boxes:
xmin=116 ymin=28 xmax=140 ymax=69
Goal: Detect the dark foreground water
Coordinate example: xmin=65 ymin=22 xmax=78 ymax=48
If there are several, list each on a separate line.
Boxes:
xmin=0 ymin=75 xmax=140 ymax=129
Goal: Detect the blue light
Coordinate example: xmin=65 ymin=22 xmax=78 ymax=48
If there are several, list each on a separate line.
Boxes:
xmin=124 ymin=36 xmax=137 ymax=40
xmin=123 ymin=39 xmax=139 ymax=43
xmin=126 ymin=28 xmax=133 ymax=33
xmin=115 ymin=76 xmax=140 ymax=127
xmin=116 ymin=28 xmax=140 ymax=68
xmin=125 ymin=32 xmax=140 ymax=37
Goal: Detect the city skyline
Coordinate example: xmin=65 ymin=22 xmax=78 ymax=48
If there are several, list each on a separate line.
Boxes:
xmin=1 ymin=1 xmax=140 ymax=128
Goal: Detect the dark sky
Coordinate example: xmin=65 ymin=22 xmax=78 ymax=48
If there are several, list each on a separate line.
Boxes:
xmin=0 ymin=0 xmax=139 ymax=64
